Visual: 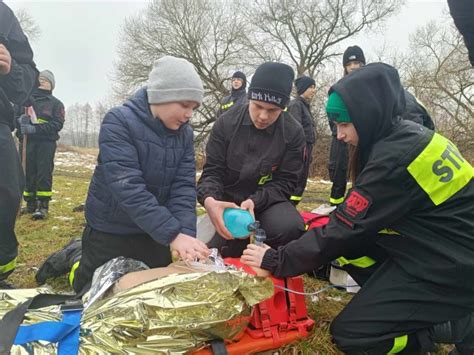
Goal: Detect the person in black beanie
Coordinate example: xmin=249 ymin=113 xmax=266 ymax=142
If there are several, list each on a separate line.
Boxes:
xmin=288 ymin=76 xmax=317 ymax=204
xmin=198 ymin=62 xmax=306 ymax=258
xmin=327 ymin=46 xmax=365 ymax=206
xmin=342 ymin=45 xmax=366 ymax=75
xmin=217 ymin=70 xmax=248 ymax=116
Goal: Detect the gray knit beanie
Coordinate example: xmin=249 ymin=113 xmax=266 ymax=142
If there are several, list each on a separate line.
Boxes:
xmin=39 ymin=70 xmax=55 ymax=90
xmin=147 ymin=56 xmax=204 ymax=106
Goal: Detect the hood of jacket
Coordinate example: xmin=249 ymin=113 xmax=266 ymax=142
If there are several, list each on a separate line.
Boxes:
xmin=329 ymin=63 xmax=406 ymax=149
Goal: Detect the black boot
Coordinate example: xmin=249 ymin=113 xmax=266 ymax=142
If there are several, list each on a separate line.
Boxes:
xmin=32 ymin=199 xmax=49 ymax=220
xmin=20 ymin=199 xmax=36 ymax=215
xmin=35 ymin=238 xmax=82 ymax=285
xmin=431 ymin=313 xmax=474 ymax=355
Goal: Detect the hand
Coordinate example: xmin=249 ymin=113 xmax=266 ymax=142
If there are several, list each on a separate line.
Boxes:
xmin=204 ymin=197 xmax=239 ymax=240
xmin=241 ymin=243 xmax=272 ymax=277
xmin=240 ymin=199 xmax=255 ymax=219
xmin=0 ymin=45 xmax=12 ymax=75
xmin=170 ymin=233 xmax=210 ymax=262
xmin=20 ymin=123 xmax=36 ymax=135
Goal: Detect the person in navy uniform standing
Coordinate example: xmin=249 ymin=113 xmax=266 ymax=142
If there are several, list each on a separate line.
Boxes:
xmin=17 ymin=70 xmax=65 ymax=220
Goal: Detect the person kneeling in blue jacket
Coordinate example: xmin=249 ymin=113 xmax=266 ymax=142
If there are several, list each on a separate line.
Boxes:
xmin=71 ymin=56 xmax=210 ymax=294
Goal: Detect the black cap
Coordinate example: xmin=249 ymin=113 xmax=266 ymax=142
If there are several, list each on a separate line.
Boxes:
xmin=295 ymin=76 xmax=316 ymax=95
xmin=231 ymin=71 xmax=247 ymax=88
xmin=343 ymin=46 xmax=366 ymax=67
xmin=248 ymin=62 xmax=294 ymax=109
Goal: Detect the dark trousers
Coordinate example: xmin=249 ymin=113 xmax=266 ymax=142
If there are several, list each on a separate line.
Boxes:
xmin=72 ymin=225 xmax=172 ymax=294
xmin=331 ymin=259 xmax=474 ymax=354
xmin=328 ymin=136 xmax=348 ymax=204
xmin=0 ymin=125 xmax=23 ymax=280
xmin=293 ymin=143 xmax=313 ymax=201
xmin=207 ymin=201 xmax=305 ymax=257
xmin=20 ymin=140 xmax=56 ymax=201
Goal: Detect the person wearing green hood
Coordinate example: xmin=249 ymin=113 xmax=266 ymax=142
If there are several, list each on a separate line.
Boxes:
xmin=242 ymin=63 xmax=474 ymax=354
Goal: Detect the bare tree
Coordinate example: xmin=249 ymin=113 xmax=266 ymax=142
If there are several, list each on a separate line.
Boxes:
xmin=244 ymin=0 xmax=404 ymax=76
xmin=61 ymin=102 xmax=112 ymax=148
xmin=113 ymin=0 xmax=404 ymax=143
xmin=113 ymin=0 xmax=249 ymax=142
xmin=14 ymin=8 xmax=41 ymax=41
xmin=403 ymin=21 xmax=473 ymax=152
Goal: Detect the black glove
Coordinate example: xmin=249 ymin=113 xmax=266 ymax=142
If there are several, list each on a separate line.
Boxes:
xmin=17 ymin=114 xmax=36 ymax=135
xmin=20 ymin=123 xmax=36 ymax=135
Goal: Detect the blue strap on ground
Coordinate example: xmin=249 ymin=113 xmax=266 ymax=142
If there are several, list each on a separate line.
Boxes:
xmin=13 ymin=309 xmax=81 ymax=355
xmin=58 ymin=310 xmax=81 ymax=355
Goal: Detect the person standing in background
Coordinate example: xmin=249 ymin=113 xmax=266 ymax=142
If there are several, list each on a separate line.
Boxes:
xmin=0 ymin=2 xmax=38 ymax=288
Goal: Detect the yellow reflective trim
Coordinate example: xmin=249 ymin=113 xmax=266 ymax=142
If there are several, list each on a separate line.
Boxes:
xmin=36 ymin=118 xmax=48 ymax=124
xmin=36 ymin=191 xmax=53 ymax=197
xmin=23 ymin=191 xmax=34 ymax=197
xmin=329 ymin=196 xmax=344 ymax=205
xmin=69 ymin=260 xmax=80 ymax=286
xmin=258 ymin=174 xmax=273 ymax=185
xmin=387 ymin=335 xmax=408 ymax=354
xmin=407 ymin=133 xmax=473 ymax=206
xmin=290 ymin=195 xmax=302 ymax=201
xmin=336 ymin=256 xmax=376 ymax=268
xmin=0 ymin=257 xmax=17 ymax=275
xmin=221 ymin=101 xmax=235 ymax=110
xmin=378 ymin=228 xmax=400 ymax=235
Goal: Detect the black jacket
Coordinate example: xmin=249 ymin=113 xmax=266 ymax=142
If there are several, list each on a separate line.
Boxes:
xmin=197 ymin=103 xmax=305 ymax=212
xmin=217 ymin=88 xmax=247 ymax=117
xmin=448 ymin=0 xmax=474 ymax=66
xmin=0 ymin=2 xmax=38 ymax=130
xmin=288 ymin=96 xmax=315 ymax=144
xmin=402 ymin=90 xmax=434 ymax=130
xmin=17 ymin=88 xmax=65 ymax=141
xmin=263 ymin=64 xmax=474 ymax=295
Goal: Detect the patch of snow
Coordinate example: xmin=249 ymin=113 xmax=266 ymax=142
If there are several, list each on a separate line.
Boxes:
xmin=317 ymin=179 xmax=332 ymax=185
xmin=54 ymin=216 xmax=74 ymax=221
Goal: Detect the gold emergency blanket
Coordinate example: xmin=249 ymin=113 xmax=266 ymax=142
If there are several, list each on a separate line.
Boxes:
xmin=2 ymin=270 xmax=273 ymax=355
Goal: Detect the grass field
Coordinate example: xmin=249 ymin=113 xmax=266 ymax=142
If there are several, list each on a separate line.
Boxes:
xmin=11 ymin=145 xmax=452 ymax=354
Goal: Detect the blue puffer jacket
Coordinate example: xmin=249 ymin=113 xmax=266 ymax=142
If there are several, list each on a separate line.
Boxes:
xmin=85 ymin=88 xmax=197 ymax=245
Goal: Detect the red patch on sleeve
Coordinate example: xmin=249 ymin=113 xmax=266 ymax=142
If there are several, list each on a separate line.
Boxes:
xmin=342 ymin=190 xmax=371 ymax=219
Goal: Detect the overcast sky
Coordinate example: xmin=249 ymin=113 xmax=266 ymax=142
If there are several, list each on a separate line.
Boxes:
xmin=9 ymin=0 xmax=449 ymax=108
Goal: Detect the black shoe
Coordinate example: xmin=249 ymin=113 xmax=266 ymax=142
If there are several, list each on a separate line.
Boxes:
xmin=32 ymin=200 xmax=49 ymax=220
xmin=72 ymin=204 xmax=85 ymax=212
xmin=20 ymin=200 xmax=36 ymax=215
xmin=35 ymin=238 xmax=82 ymax=285
xmin=0 ymin=280 xmax=15 ymax=289
xmin=32 ymin=209 xmax=47 ymax=220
